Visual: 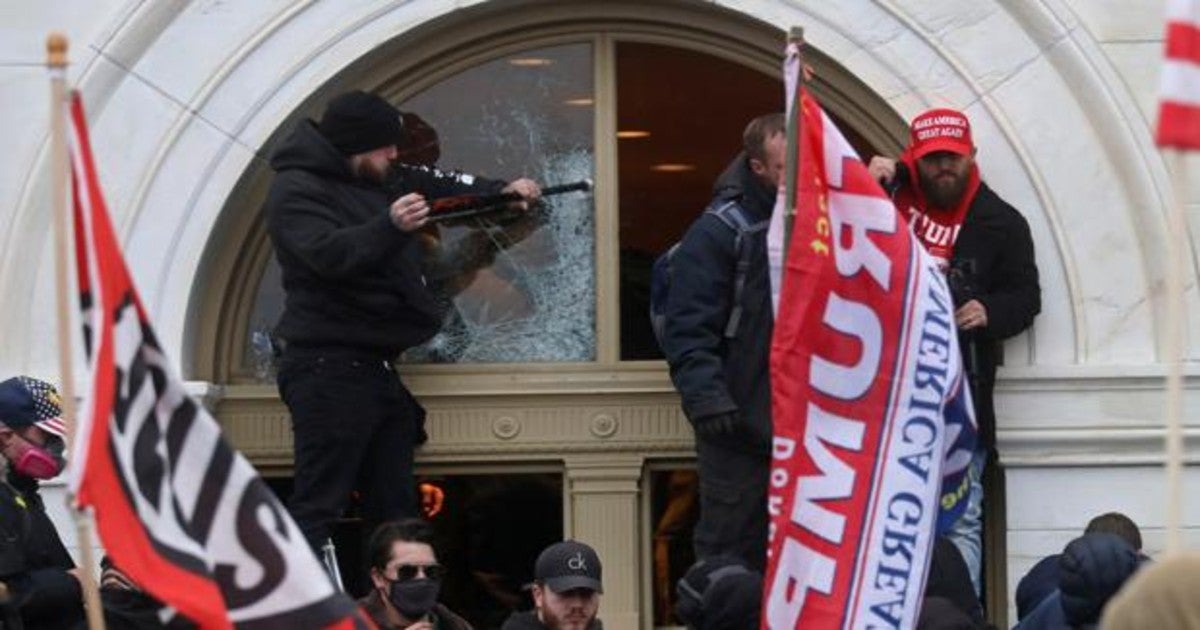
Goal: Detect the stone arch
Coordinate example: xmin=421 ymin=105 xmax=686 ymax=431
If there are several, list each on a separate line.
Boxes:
xmin=2 ymin=0 xmax=1188 ymax=375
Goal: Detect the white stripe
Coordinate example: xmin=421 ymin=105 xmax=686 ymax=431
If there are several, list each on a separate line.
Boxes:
xmin=41 ymin=417 xmax=68 ymax=435
xmin=1160 ymin=59 xmax=1200 ymax=107
xmin=65 ymin=99 xmax=105 ymax=496
xmin=767 ymin=41 xmax=801 ymax=317
xmin=1166 ymin=0 xmax=1200 ymax=24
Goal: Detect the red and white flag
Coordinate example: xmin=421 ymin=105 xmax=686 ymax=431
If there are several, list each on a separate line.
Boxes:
xmin=763 ymin=86 xmax=976 ymax=629
xmin=66 ymin=92 xmax=374 ymax=630
xmin=1158 ymin=0 xmax=1200 ymax=148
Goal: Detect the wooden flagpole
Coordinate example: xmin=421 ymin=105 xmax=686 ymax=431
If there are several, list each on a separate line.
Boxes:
xmin=47 ymin=32 xmax=106 ymax=630
xmin=1164 ymin=149 xmax=1188 ymax=555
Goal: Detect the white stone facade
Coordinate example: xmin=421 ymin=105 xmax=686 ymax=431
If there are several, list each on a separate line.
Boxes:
xmin=2 ymin=0 xmax=1199 ymax=626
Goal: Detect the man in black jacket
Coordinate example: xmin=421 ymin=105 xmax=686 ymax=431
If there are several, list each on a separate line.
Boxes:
xmin=868 ymin=107 xmax=1041 ymax=594
xmin=266 ymin=90 xmax=540 ymax=553
xmin=0 ymin=376 xmax=81 ymax=629
xmin=661 ymin=114 xmax=784 ymax=571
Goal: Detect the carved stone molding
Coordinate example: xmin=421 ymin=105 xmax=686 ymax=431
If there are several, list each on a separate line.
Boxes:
xmin=214 ymin=367 xmax=1200 ymax=474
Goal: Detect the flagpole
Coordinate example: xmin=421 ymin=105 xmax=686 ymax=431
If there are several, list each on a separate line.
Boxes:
xmin=782 ymin=26 xmax=805 ymax=260
xmin=1164 ymin=148 xmax=1188 ymax=555
xmin=47 ymin=33 xmax=107 ymax=630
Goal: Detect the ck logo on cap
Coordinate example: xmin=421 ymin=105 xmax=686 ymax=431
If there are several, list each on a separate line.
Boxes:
xmin=568 ymin=552 xmax=587 ymax=571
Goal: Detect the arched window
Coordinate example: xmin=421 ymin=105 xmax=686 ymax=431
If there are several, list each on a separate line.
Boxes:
xmin=202 ymin=15 xmax=902 ymax=383
xmin=189 ymin=6 xmax=906 ymax=624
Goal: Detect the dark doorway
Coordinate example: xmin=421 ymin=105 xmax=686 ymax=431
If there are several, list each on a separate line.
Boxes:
xmin=267 ymin=471 xmax=563 ymax=629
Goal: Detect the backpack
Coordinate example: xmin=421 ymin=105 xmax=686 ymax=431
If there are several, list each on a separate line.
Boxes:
xmin=649 ymin=200 xmax=770 ymax=350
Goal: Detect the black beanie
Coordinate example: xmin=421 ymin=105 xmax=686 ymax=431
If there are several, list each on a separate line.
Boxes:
xmin=676 ymin=555 xmax=761 ymax=629
xmin=318 ymin=90 xmax=406 ymax=155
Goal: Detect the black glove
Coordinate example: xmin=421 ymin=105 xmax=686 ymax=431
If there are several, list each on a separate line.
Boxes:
xmin=691 ymin=412 xmax=739 ymax=439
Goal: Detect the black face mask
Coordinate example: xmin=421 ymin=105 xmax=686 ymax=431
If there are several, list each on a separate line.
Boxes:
xmin=388 ymin=577 xmax=440 ymax=621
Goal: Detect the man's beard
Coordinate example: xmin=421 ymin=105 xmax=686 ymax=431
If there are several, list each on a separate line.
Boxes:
xmin=539 ymin=606 xmax=594 ymax=630
xmin=352 ymin=158 xmax=391 ymax=185
xmin=919 ymin=170 xmax=969 ymax=210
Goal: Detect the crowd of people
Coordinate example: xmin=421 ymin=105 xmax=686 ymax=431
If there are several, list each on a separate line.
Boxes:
xmin=0 ymin=89 xmax=1191 ymax=630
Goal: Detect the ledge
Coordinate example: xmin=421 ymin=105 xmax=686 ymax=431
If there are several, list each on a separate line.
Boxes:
xmin=998 ymin=427 xmax=1200 ymax=467
xmin=198 ymin=364 xmax=1200 ymax=473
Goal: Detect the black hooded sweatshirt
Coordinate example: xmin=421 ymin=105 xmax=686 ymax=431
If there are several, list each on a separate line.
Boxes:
xmin=265 ymin=120 xmax=502 ymax=357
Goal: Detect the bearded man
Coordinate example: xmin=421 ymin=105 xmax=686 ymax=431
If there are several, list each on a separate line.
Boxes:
xmin=868 ymin=108 xmax=1041 ymax=596
xmin=266 ymin=90 xmax=541 ymax=555
xmin=501 ymin=540 xmax=603 ymax=630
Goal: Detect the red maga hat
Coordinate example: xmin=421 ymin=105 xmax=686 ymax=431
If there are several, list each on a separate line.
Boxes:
xmin=909 ymin=108 xmax=973 ymax=159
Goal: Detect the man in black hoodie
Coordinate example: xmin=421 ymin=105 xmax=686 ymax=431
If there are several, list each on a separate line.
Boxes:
xmin=266 ymin=90 xmax=541 ymax=553
xmin=661 ymin=114 xmax=784 ymax=570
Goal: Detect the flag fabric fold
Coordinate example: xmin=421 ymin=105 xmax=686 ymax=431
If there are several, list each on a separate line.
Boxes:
xmin=1158 ymin=0 xmax=1200 ymax=148
xmin=763 ymin=86 xmax=977 ymax=629
xmin=66 ymin=91 xmax=373 ymax=630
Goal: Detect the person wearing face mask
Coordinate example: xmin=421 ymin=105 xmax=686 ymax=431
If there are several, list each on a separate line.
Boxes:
xmin=360 ymin=518 xmax=470 ymax=630
xmin=0 ymin=375 xmax=83 ymax=628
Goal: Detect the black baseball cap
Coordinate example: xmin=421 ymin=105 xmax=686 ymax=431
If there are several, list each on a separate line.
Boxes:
xmin=534 ymin=540 xmax=603 ymax=593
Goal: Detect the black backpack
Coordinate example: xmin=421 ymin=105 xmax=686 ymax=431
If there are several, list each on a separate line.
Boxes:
xmin=649 ymin=200 xmax=769 ymax=350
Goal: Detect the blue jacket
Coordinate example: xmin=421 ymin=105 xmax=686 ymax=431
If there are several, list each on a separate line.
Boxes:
xmin=662 ymin=154 xmax=775 ymax=451
xmin=1013 ymin=533 xmax=1140 ymax=630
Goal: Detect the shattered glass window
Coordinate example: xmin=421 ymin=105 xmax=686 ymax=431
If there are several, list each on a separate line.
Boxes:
xmin=244 ymin=44 xmax=595 ymax=377
xmin=400 ymin=43 xmax=595 ymax=364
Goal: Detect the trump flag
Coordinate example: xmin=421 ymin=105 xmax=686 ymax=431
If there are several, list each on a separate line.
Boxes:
xmin=67 ymin=92 xmax=373 ymax=629
xmin=764 ymin=84 xmax=976 ymax=629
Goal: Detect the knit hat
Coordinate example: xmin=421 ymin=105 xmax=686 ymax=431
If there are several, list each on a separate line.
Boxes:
xmin=908 ymin=108 xmax=974 ymax=159
xmin=676 ymin=555 xmax=761 ymax=630
xmin=0 ymin=376 xmax=68 ymax=437
xmin=318 ymin=90 xmax=406 ymax=155
xmin=534 ymin=540 xmax=603 ymax=593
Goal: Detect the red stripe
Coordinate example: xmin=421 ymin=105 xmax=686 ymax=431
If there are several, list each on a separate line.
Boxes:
xmin=1166 ymin=21 xmax=1200 ymax=65
xmin=1158 ymin=101 xmax=1200 ymax=149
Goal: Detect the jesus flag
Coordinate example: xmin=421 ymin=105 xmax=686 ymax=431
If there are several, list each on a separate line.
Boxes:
xmin=66 ymin=92 xmax=373 ymax=629
xmin=763 ymin=85 xmax=976 ymax=629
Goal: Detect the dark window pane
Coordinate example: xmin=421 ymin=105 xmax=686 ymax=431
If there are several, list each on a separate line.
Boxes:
xmin=265 ymin=472 xmax=564 ymax=628
xmin=419 ymin=473 xmax=564 ymax=627
xmin=616 ymin=42 xmax=782 ymax=360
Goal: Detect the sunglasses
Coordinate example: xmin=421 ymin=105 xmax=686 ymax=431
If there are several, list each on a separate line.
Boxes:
xmin=391 ymin=563 xmax=446 ymax=582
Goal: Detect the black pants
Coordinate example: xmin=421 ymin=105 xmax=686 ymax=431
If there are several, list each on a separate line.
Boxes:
xmin=694 ymin=438 xmax=770 ymax=571
xmin=277 ymin=347 xmax=422 ymax=551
